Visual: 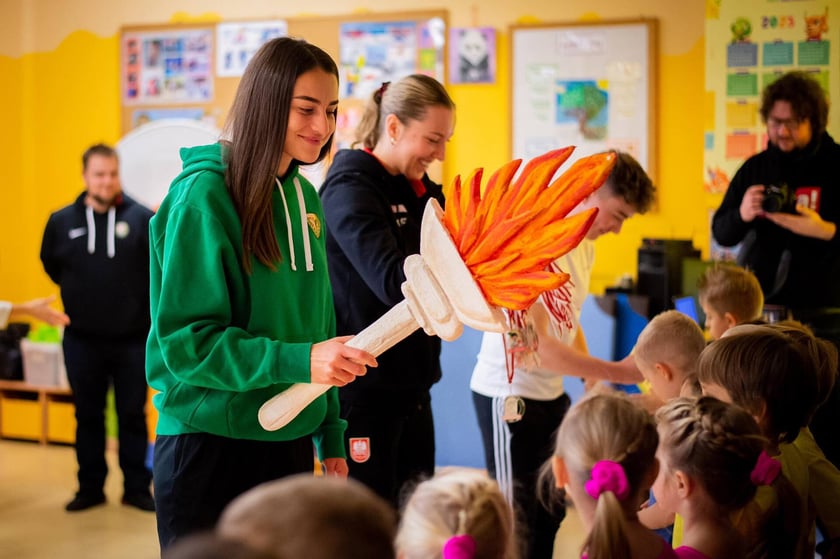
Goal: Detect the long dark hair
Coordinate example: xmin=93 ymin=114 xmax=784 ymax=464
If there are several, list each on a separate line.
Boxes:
xmin=224 ymin=37 xmax=338 ymax=273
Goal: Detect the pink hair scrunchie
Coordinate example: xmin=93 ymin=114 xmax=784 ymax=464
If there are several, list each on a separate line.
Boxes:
xmin=442 ymin=534 xmax=476 ymax=559
xmin=585 ymin=460 xmax=630 ymax=501
xmin=750 ymin=450 xmax=782 ymax=486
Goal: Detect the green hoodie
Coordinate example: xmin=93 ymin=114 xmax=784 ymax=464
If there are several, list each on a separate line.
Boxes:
xmin=146 ymin=143 xmax=345 ymax=459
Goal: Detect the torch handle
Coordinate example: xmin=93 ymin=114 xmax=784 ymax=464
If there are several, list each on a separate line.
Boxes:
xmin=258 ymin=300 xmax=418 ymax=431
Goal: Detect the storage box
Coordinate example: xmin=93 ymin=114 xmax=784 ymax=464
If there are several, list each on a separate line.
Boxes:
xmin=21 ymin=340 xmax=68 ymax=388
xmin=47 ymin=397 xmax=76 ymax=443
xmin=0 ymin=394 xmax=41 ymax=440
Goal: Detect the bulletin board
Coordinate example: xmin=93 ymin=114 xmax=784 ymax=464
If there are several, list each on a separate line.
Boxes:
xmin=119 ymin=10 xmax=449 ymax=135
xmin=510 ymin=19 xmax=658 ymax=183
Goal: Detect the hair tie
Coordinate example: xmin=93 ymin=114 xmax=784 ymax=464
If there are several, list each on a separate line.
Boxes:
xmin=751 ymin=450 xmax=782 ymax=486
xmin=585 ymin=460 xmax=630 ymax=501
xmin=373 ymin=81 xmax=390 ymax=103
xmin=442 ymin=535 xmax=476 ymax=559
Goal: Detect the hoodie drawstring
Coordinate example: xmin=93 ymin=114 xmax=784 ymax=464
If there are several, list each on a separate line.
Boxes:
xmin=107 ymin=206 xmax=116 ymax=258
xmin=293 ymin=177 xmax=314 ymax=272
xmin=275 ymin=177 xmax=299 ymax=271
xmin=85 ymin=206 xmax=95 ymax=255
xmin=86 ymin=206 xmax=116 ymax=258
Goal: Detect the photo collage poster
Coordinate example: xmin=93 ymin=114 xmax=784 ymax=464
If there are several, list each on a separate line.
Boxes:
xmin=123 ymin=29 xmax=213 ymax=105
xmin=335 ymin=18 xmax=446 ymax=150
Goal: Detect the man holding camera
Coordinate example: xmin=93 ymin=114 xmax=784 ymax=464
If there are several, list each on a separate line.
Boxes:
xmin=713 ymin=71 xmax=839 ymax=320
xmin=712 ymin=71 xmax=840 ymax=497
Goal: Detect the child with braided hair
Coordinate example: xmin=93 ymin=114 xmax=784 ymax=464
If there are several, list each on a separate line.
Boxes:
xmin=395 ymin=467 xmax=518 ymax=559
xmin=653 ymin=396 xmax=783 ymax=559
xmin=544 ymin=392 xmax=676 ymax=559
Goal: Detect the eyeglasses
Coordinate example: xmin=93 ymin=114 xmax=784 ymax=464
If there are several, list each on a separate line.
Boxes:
xmin=766 ymin=116 xmax=803 ymax=131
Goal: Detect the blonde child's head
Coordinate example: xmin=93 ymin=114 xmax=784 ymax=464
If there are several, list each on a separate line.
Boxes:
xmin=550 ymin=393 xmax=659 ymax=559
xmin=634 ymin=310 xmax=707 ymax=402
xmin=697 ymin=329 xmax=819 ymax=445
xmin=654 ymin=396 xmax=764 ymax=514
xmin=697 ymin=263 xmax=764 ymax=339
xmin=218 ymin=474 xmax=397 ymax=559
xmin=396 ymin=468 xmax=517 ymax=559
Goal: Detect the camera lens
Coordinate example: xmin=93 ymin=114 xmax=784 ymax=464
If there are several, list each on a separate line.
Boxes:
xmin=762 ymin=185 xmax=788 ymax=213
xmin=762 ymin=195 xmax=782 ymax=213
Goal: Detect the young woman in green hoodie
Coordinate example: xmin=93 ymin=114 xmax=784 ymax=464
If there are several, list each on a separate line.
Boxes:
xmin=147 ymin=37 xmax=377 ymax=549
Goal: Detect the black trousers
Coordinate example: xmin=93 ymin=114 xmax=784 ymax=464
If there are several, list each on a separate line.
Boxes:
xmin=62 ymin=331 xmax=150 ymax=496
xmin=153 ymin=432 xmax=314 ymax=549
xmin=473 ymin=391 xmax=570 ymax=559
xmin=340 ymin=396 xmax=435 ymax=509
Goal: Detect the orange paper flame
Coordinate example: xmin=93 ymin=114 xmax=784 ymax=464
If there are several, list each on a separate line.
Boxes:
xmin=443 ymin=148 xmax=616 ymax=310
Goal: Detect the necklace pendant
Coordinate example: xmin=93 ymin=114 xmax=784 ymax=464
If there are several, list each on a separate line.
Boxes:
xmin=502 ymin=395 xmax=526 ymax=423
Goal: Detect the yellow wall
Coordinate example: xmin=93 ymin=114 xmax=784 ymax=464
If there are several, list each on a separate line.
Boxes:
xmin=0 ymin=0 xmax=712 ymax=302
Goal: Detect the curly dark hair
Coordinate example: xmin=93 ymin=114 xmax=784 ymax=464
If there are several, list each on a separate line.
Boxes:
xmin=602 ymin=151 xmax=656 ymax=214
xmin=760 ymin=71 xmax=828 ymax=137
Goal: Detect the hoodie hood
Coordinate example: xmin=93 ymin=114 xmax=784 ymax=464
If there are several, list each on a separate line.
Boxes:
xmin=172 ymin=143 xmax=314 ymax=273
xmin=173 ymin=143 xmax=228 ymax=185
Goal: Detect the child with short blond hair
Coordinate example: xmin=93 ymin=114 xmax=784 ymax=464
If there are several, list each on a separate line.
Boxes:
xmin=633 ymin=313 xmax=706 ymax=535
xmin=697 ymin=263 xmax=763 ymax=339
xmin=396 ymin=467 xmax=518 ymax=559
xmin=633 ymin=310 xmax=707 ymax=408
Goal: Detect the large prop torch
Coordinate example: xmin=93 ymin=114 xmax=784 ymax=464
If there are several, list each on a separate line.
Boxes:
xmin=258 ymin=147 xmax=616 ymax=431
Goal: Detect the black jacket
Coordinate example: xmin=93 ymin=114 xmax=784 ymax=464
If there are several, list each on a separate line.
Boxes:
xmin=320 ymin=149 xmax=444 ymax=409
xmin=712 ymin=132 xmax=840 ymax=310
xmin=40 ymin=192 xmax=154 ymax=340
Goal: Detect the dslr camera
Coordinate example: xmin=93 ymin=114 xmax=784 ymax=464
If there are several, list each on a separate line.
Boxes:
xmin=762 ymin=183 xmax=797 ymax=213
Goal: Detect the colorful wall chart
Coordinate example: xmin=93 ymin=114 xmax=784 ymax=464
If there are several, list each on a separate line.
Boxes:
xmin=704 ymin=0 xmax=838 ymax=195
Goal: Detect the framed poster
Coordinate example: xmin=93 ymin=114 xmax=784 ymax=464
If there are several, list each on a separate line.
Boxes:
xmin=449 ymin=26 xmax=496 ymax=84
xmin=510 ymin=19 xmax=657 ymax=182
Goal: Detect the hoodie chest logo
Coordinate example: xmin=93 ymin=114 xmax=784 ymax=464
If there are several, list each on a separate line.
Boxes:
xmin=68 ymin=227 xmax=87 ymax=240
xmin=306 ymin=213 xmax=321 ymax=238
xmin=115 ymin=221 xmax=130 ymax=239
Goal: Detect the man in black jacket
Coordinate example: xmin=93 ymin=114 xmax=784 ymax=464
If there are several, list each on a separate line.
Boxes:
xmin=712 ymin=71 xmax=839 ymax=318
xmin=712 ymin=71 xmax=840 ymax=484
xmin=40 ymin=144 xmax=155 ymax=512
